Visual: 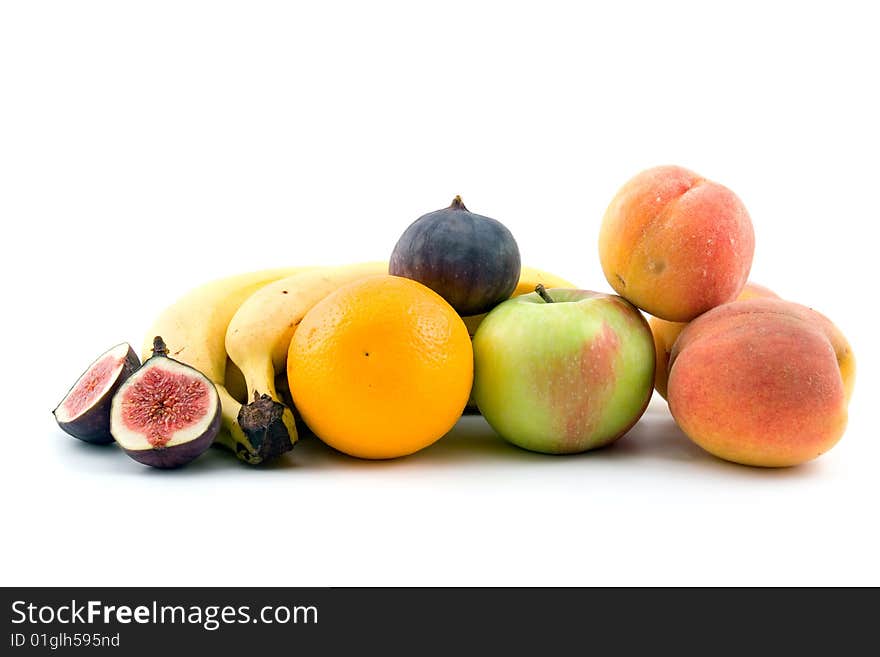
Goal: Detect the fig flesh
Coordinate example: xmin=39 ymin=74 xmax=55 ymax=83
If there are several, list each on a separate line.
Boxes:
xmin=389 ymin=196 xmax=521 ymax=315
xmin=53 ymin=343 xmax=141 ymax=444
xmin=110 ymin=337 xmax=220 ymax=468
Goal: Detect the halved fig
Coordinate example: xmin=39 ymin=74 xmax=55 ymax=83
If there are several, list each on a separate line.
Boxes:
xmin=53 ymin=343 xmax=141 ymax=444
xmin=110 ymin=336 xmax=220 ymax=468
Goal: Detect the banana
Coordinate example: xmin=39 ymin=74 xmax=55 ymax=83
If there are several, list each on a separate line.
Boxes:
xmin=225 ymin=262 xmax=388 ymax=439
xmin=512 ymin=264 xmax=579 ymax=298
xmin=142 ymin=266 xmax=310 ymax=464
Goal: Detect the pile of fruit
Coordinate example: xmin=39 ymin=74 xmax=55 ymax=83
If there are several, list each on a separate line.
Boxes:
xmin=53 ymin=165 xmax=855 ymax=469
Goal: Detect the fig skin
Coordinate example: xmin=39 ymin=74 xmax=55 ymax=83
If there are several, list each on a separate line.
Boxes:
xmin=110 ymin=337 xmax=221 ymax=469
xmin=389 ymin=196 xmax=521 ymax=316
xmin=53 ymin=344 xmax=141 ymax=445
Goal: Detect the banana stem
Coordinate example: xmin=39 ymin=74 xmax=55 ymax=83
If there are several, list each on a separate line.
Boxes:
xmin=152 ymin=336 xmax=170 ymax=357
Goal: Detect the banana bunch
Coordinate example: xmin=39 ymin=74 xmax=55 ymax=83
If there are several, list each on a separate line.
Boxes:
xmin=142 ymin=267 xmax=308 ymax=463
xmin=143 ymin=262 xmax=574 ymax=464
xmin=224 ymin=261 xmax=388 ymax=452
xmin=142 ymin=263 xmax=387 ymax=464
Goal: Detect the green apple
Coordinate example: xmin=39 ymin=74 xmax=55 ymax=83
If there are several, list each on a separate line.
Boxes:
xmin=472 ymin=286 xmax=655 ymax=454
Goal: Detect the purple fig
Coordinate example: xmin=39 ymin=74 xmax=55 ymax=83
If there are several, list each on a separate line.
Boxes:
xmin=53 ymin=343 xmax=141 ymax=444
xmin=389 ymin=196 xmax=521 ymax=315
xmin=110 ymin=336 xmax=220 ymax=468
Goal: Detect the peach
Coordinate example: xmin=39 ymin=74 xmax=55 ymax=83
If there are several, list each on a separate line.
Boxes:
xmin=796 ymin=306 xmax=856 ymax=404
xmin=667 ymin=298 xmax=853 ymax=467
xmin=650 ymin=282 xmax=779 ymax=399
xmin=651 ymin=285 xmax=855 ymax=403
xmin=599 ymin=165 xmax=755 ymax=322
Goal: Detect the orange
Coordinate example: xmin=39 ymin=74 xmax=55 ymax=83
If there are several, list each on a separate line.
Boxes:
xmin=287 ymin=275 xmax=473 ymax=459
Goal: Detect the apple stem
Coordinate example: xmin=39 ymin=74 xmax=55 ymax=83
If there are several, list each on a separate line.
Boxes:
xmin=535 ymin=284 xmax=555 ymax=303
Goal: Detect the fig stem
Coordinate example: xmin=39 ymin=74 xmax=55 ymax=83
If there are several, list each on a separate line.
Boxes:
xmin=535 ymin=284 xmax=555 ymax=303
xmin=152 ymin=336 xmax=169 ymax=357
xmin=449 ymin=195 xmax=468 ymax=211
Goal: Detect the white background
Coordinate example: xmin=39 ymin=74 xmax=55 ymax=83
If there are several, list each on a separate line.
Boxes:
xmin=1 ymin=1 xmax=878 ymax=586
